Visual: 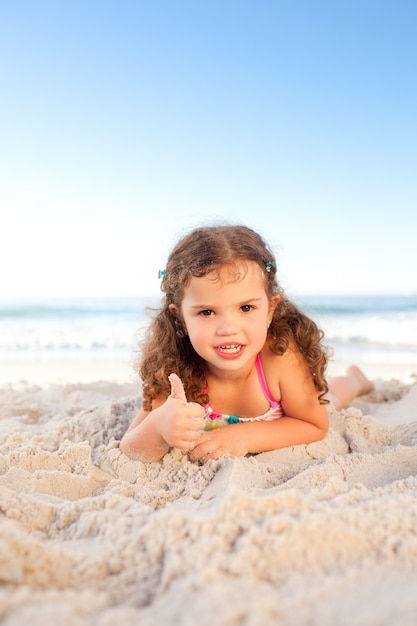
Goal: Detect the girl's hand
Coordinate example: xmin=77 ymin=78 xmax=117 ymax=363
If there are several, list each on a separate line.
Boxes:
xmin=158 ymin=373 xmax=206 ymax=452
xmin=187 ymin=425 xmax=249 ymax=463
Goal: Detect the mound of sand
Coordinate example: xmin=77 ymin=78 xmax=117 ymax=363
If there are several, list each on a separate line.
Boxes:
xmin=0 ymin=376 xmax=416 ymax=625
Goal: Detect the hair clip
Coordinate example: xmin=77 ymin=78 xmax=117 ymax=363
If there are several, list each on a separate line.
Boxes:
xmin=158 ymin=269 xmax=166 ymax=279
xmin=265 ymin=261 xmax=276 ymax=273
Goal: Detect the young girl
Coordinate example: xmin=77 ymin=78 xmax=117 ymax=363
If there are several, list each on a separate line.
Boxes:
xmin=120 ymin=225 xmax=373 ymax=464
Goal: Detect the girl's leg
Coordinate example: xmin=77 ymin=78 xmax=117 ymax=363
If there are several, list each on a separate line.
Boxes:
xmin=328 ymin=365 xmax=374 ymax=411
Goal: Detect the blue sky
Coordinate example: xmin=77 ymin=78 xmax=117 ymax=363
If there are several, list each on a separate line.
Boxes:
xmin=1 ymin=0 xmax=416 ymax=299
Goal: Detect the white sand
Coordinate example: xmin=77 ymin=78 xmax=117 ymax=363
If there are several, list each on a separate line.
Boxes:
xmin=0 ymin=365 xmax=417 ymax=625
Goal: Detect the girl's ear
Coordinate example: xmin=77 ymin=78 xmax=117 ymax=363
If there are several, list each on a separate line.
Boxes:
xmin=169 ymin=304 xmax=188 ymax=338
xmin=269 ymin=294 xmax=280 ymax=321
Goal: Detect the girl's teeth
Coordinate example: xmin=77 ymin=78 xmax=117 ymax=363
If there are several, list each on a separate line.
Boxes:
xmin=219 ymin=345 xmax=241 ymax=352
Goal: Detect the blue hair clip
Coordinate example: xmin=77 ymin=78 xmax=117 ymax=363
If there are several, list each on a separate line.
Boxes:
xmin=158 ymin=269 xmax=166 ymax=279
xmin=265 ymin=261 xmax=276 ymax=273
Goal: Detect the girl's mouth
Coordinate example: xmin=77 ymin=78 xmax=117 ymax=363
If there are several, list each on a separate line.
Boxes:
xmin=215 ymin=344 xmax=244 ymax=358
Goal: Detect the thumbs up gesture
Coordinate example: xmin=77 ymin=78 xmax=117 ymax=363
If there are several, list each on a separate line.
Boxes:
xmin=157 ymin=373 xmax=206 ymax=452
xmin=168 ymin=372 xmax=189 ymax=402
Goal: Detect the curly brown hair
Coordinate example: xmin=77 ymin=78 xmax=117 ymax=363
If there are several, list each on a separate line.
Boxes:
xmin=139 ymin=224 xmax=330 ymax=410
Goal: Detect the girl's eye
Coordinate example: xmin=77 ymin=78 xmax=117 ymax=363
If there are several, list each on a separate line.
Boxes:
xmin=241 ymin=305 xmax=253 ymax=313
xmin=199 ymin=309 xmax=214 ymax=316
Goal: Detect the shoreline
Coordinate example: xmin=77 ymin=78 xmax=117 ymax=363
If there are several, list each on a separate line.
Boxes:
xmin=0 ymin=354 xmax=138 ymax=387
xmin=1 ymin=353 xmax=416 ymax=388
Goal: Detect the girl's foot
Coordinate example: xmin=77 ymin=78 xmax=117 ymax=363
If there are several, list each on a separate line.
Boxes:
xmin=346 ymin=365 xmax=374 ymax=396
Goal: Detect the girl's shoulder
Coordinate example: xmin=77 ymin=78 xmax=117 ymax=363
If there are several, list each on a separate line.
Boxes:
xmin=260 ymin=342 xmax=307 ymax=395
xmin=261 ymin=339 xmax=302 ymax=365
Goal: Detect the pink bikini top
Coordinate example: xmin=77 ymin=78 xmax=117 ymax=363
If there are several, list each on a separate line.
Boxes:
xmin=203 ymin=354 xmax=285 ymax=430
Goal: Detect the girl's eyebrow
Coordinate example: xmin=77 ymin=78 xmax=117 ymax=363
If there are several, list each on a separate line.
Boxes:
xmin=188 ymin=297 xmax=264 ymax=309
xmin=188 ymin=305 xmax=213 ymax=309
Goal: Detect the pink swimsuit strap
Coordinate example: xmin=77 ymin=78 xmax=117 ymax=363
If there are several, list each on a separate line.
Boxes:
xmin=255 ymin=354 xmax=280 ymax=408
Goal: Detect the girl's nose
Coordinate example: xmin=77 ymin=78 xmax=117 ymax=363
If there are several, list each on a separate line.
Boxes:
xmin=216 ymin=315 xmax=238 ymax=336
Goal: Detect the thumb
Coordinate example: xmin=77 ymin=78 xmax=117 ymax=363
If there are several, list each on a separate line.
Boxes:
xmin=168 ymin=373 xmax=188 ymax=403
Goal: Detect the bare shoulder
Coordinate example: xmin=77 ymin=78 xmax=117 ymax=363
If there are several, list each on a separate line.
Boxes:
xmin=261 ymin=341 xmax=307 ymax=372
xmin=263 ymin=342 xmax=326 ymax=427
xmin=260 ymin=342 xmax=311 ymax=398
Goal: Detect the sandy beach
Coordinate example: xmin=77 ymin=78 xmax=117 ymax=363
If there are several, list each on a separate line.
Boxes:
xmin=3 ymin=0 xmax=417 ymax=619
xmin=0 ymin=356 xmax=417 ymax=626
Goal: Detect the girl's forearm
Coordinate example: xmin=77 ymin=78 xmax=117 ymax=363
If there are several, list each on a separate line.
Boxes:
xmin=187 ymin=414 xmax=329 ymax=463
xmin=120 ymin=414 xmax=170 ymax=462
xmin=239 ymin=415 xmax=328 ymax=453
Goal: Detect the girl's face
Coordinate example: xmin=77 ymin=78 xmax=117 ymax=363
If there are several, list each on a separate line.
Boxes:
xmin=176 ymin=262 xmax=278 ymax=375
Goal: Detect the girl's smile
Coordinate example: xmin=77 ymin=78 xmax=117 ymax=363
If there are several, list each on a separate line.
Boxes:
xmin=214 ymin=343 xmax=245 ymax=359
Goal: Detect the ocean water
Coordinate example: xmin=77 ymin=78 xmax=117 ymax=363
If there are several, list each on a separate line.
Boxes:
xmin=1 ymin=294 xmax=417 ymax=368
xmin=295 ymin=294 xmax=417 ymax=367
xmin=0 ymin=296 xmax=154 ymax=362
